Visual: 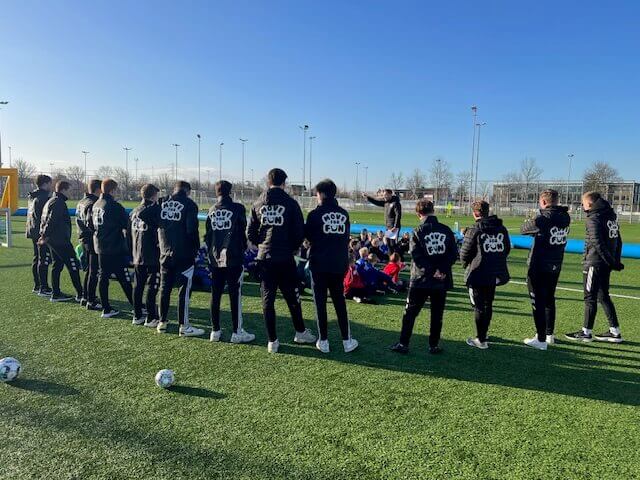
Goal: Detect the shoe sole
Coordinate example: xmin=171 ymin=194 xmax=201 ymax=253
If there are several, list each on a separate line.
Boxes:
xmin=132 ymin=320 xmax=145 ymax=325
xmin=564 ymin=335 xmax=593 ymax=342
xmin=594 ymin=337 xmax=623 ymax=343
xmin=101 ymin=312 xmax=119 ymax=318
xmin=179 ymin=332 xmax=205 ymax=337
xmin=293 ymin=338 xmax=316 ymax=344
xmin=466 ymin=340 xmax=488 ymax=350
xmin=524 ymin=343 xmax=547 ymax=351
xmin=230 ymin=338 xmax=255 ymax=344
xmin=344 ymin=346 xmax=359 ymax=353
xmin=51 ymin=298 xmax=73 ymax=302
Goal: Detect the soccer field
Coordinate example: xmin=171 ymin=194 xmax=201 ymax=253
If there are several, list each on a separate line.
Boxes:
xmin=1 ymin=216 xmax=639 ymax=479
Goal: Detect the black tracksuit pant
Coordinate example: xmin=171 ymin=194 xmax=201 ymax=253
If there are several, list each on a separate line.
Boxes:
xmin=527 ymin=270 xmax=560 ymax=341
xmin=31 ymin=238 xmax=50 ymax=290
xmin=82 ymin=242 xmax=99 ymax=303
xmin=134 ymin=265 xmax=160 ymax=320
xmin=98 ymin=253 xmax=133 ymax=312
xmin=583 ymin=265 xmax=619 ymax=329
xmin=469 ymin=284 xmax=496 ymax=343
xmin=160 ymin=257 xmax=195 ymax=326
xmin=399 ymin=287 xmax=447 ymax=348
xmin=258 ymin=258 xmax=306 ymax=342
xmin=210 ymin=265 xmax=244 ymax=333
xmin=49 ymin=241 xmax=83 ymax=297
xmin=310 ymin=270 xmax=351 ymax=341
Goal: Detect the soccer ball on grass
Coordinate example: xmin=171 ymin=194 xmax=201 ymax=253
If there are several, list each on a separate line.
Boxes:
xmin=0 ymin=357 xmax=21 ymax=383
xmin=155 ymin=369 xmax=175 ymax=389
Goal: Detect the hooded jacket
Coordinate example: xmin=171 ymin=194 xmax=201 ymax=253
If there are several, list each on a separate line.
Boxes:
xmin=91 ymin=193 xmax=129 ymax=256
xmin=583 ymin=198 xmax=623 ymax=270
xmin=247 ymin=187 xmax=305 ymax=262
xmin=460 ymin=215 xmax=511 ymax=287
xmin=40 ymin=192 xmax=72 ymax=245
xmin=204 ymin=195 xmax=247 ymax=268
xmin=25 ymin=188 xmax=50 ymax=239
xmin=365 ymin=194 xmax=402 ymax=230
xmin=304 ymin=197 xmax=351 ymax=275
xmin=408 ymin=215 xmax=458 ymax=290
xmin=521 ymin=205 xmax=571 ymax=274
xmin=129 ymin=200 xmax=161 ymax=266
xmin=157 ymin=191 xmax=200 ymax=262
xmin=76 ymin=193 xmax=99 ymax=245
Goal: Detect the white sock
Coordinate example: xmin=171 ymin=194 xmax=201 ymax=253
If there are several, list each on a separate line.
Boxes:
xmin=583 ymin=327 xmax=592 ymax=335
xmin=610 ymin=327 xmax=621 ymax=335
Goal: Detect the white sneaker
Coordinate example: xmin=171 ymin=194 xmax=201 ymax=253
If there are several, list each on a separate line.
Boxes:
xmin=524 ymin=337 xmax=548 ymax=350
xmin=179 ymin=325 xmax=205 ymax=337
xmin=156 ymin=321 xmax=169 ymax=333
xmin=267 ymin=339 xmax=280 ymax=353
xmin=231 ymin=329 xmax=255 ymax=344
xmin=546 ymin=334 xmax=555 ymax=345
xmin=132 ymin=317 xmax=146 ymax=326
xmin=101 ymin=309 xmax=120 ymax=318
xmin=144 ymin=319 xmax=159 ymax=328
xmin=316 ymin=339 xmax=330 ymax=353
xmin=294 ymin=328 xmax=317 ymax=344
xmin=210 ymin=330 xmax=223 ymax=342
xmin=466 ymin=337 xmax=489 ymax=350
xmin=343 ymin=338 xmax=359 ymax=353
xmin=353 ymin=296 xmax=362 ymax=303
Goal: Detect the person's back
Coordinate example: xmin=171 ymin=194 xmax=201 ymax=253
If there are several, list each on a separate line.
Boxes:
xmin=408 ymin=215 xmax=457 ymax=290
xmin=26 ymin=175 xmax=53 ymax=295
xmin=205 ymin=193 xmax=247 ymax=268
xmin=26 ymin=184 xmax=50 ymax=240
xmin=76 ymin=180 xmax=103 ymax=309
xmin=76 ymin=192 xmax=99 ymax=246
xmin=93 ymin=191 xmax=128 ymax=256
xmin=40 ymin=191 xmax=72 ymax=247
xmin=460 ymin=214 xmax=511 ymax=287
xmin=522 ymin=203 xmax=571 ymax=274
xmin=130 ymin=198 xmax=161 ymax=267
xmin=305 ymin=197 xmax=350 ymax=275
xmin=158 ymin=189 xmax=200 ymax=262
xmin=583 ymin=197 xmax=622 ymax=269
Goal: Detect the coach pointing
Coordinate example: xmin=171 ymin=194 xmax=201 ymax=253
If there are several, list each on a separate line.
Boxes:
xmin=363 ymin=188 xmax=402 ymax=252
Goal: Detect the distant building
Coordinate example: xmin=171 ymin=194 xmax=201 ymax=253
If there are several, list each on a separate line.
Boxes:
xmin=393 ymin=187 xmax=451 ymax=203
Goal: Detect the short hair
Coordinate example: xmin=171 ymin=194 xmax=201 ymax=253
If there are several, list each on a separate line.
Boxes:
xmin=55 ymin=180 xmax=70 ymax=192
xmin=267 ymin=168 xmax=287 ymax=187
xmin=36 ymin=174 xmax=52 ymax=188
xmin=361 ymin=228 xmax=368 ymax=234
xmin=389 ymin=252 xmax=401 ymax=263
xmin=174 ymin=180 xmax=191 ymax=193
xmin=101 ymin=178 xmax=118 ymax=195
xmin=358 ymin=247 xmax=369 ymax=258
xmin=472 ymin=200 xmax=490 ymax=217
xmin=87 ymin=179 xmax=102 ymax=194
xmin=383 ymin=188 xmax=393 ymax=195
xmin=368 ymin=253 xmax=378 ymax=263
xmin=349 ymin=238 xmax=360 ymax=247
xmin=215 ymin=180 xmax=232 ymax=197
xmin=415 ymin=199 xmax=434 ymax=216
xmin=315 ymin=179 xmax=337 ymax=198
xmin=141 ymin=183 xmax=159 ymax=200
xmin=583 ymin=191 xmax=601 ymax=203
xmin=540 ymin=189 xmax=559 ymax=205
xmin=371 ymin=238 xmax=380 ymax=247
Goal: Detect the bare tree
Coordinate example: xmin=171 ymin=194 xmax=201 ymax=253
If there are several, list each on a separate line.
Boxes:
xmin=65 ymin=165 xmax=86 ymax=199
xmin=583 ymin=161 xmax=621 ymax=193
xmin=155 ymin=173 xmax=173 ymax=195
xmin=405 ymin=168 xmax=426 ymax=200
xmin=113 ymin=167 xmax=133 ymax=199
xmin=430 ymin=158 xmax=453 ymax=204
xmin=95 ymin=166 xmax=114 ymax=179
xmin=14 ymin=158 xmax=38 ymax=185
xmin=520 ymin=157 xmax=543 ymax=207
xmin=454 ymin=171 xmax=472 ymax=207
xmin=388 ymin=171 xmax=405 ymax=192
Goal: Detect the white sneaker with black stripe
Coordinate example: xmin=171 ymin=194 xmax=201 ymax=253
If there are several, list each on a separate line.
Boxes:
xmin=230 ymin=329 xmax=255 ymax=344
xmin=594 ymin=331 xmax=623 ymax=343
xmin=293 ymin=329 xmax=317 ymax=344
xmin=179 ymin=325 xmax=205 ymax=337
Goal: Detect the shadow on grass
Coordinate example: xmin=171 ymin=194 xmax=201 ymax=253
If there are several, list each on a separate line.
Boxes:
xmin=167 ymin=385 xmax=226 ymax=399
xmin=9 ymin=378 xmax=80 ymax=396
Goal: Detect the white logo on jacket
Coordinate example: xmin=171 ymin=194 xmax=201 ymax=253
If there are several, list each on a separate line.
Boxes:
xmin=209 ymin=209 xmax=233 ymax=230
xmin=424 ymin=232 xmax=447 ymax=255
xmin=481 ymin=233 xmax=505 ymax=253
xmin=607 ymin=220 xmax=619 ymax=239
xmin=131 ymin=215 xmax=148 ymax=232
xmin=92 ymin=207 xmax=105 ymax=226
xmin=260 ymin=205 xmax=285 ymax=226
xmin=321 ymin=212 xmax=347 ymax=234
xmin=549 ymin=226 xmax=569 ymax=245
xmin=161 ymin=200 xmax=184 ymax=222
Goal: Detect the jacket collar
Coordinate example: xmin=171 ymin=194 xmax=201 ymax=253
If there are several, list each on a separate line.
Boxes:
xmin=420 ymin=215 xmax=438 ymax=225
xmin=85 ymin=193 xmax=98 ymax=201
xmin=54 ymin=191 xmax=68 ymax=202
xmin=100 ymin=193 xmax=114 ymax=201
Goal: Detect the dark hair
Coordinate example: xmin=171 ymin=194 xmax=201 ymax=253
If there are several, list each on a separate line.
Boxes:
xmin=472 ymin=200 xmax=490 ymax=217
xmin=540 ymin=189 xmax=559 ymax=205
xmin=267 ymin=168 xmax=287 ymax=187
xmin=55 ymin=180 xmax=71 ymax=192
xmin=101 ymin=178 xmax=118 ymax=195
xmin=215 ymin=180 xmax=232 ymax=197
xmin=415 ymin=199 xmax=434 ymax=216
xmin=174 ymin=180 xmax=191 ymax=193
xmin=383 ymin=188 xmax=393 ymax=195
xmin=141 ymin=183 xmax=160 ymax=200
xmin=315 ymin=179 xmax=337 ymax=199
xmin=583 ymin=191 xmax=601 ymax=202
xmin=87 ymin=179 xmax=102 ymax=194
xmin=36 ymin=174 xmax=52 ymax=188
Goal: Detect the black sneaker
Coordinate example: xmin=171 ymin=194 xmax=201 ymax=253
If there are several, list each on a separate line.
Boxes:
xmin=50 ymin=293 xmax=73 ymax=302
xmin=86 ymin=301 xmax=103 ymax=311
xmin=564 ymin=331 xmax=593 ymax=342
xmin=74 ymin=295 xmax=84 ymax=303
xmin=80 ymin=298 xmax=88 ymax=307
xmin=594 ymin=331 xmax=623 ymax=343
xmin=101 ymin=308 xmax=120 ymax=318
xmin=37 ymin=287 xmax=53 ymax=297
xmin=32 ymin=286 xmax=41 ymax=294
xmin=390 ymin=342 xmax=409 ymax=354
xmin=429 ymin=346 xmax=444 ymax=355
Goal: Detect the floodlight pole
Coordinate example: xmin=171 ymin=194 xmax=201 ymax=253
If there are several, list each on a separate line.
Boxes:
xmin=355 ymin=161 xmax=361 ymax=199
xmin=0 ymin=101 xmax=8 ymax=168
xmin=171 ymin=144 xmax=180 ymax=181
xmin=240 ymin=138 xmax=248 ymax=201
xmin=364 ymin=166 xmax=369 ymax=194
xmin=469 ymin=105 xmax=478 ymax=209
xmin=299 ymin=125 xmax=309 ymax=194
xmin=309 ymin=136 xmax=316 ymax=193
xmin=218 ymin=142 xmax=224 ymax=181
xmin=474 ymin=122 xmax=486 ymax=201
xmin=123 ymin=147 xmax=132 ymax=176
xmin=82 ymin=151 xmax=90 ymax=184
xmin=566 ymin=153 xmax=574 ymax=205
xmin=134 ymin=157 xmax=139 ymax=182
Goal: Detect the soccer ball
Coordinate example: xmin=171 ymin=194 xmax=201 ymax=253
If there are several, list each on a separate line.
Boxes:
xmin=155 ymin=369 xmax=174 ymax=389
xmin=0 ymin=357 xmax=21 ymax=383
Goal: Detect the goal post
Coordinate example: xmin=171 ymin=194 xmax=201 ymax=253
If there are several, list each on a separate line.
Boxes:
xmin=0 ymin=168 xmax=19 ymax=214
xmin=0 ymin=208 xmax=11 ymax=247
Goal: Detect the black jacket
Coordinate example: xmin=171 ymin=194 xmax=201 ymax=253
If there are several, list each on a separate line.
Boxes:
xmin=304 ymin=198 xmax=351 ymax=274
xmin=408 ymin=216 xmax=458 ymax=290
xmin=204 ymin=196 xmax=247 ymax=268
xmin=460 ymin=215 xmax=511 ymax=287
xmin=521 ymin=205 xmax=571 ymax=274
xmin=130 ymin=200 xmax=161 ymax=266
xmin=25 ymin=188 xmax=50 ymax=239
xmin=40 ymin=192 xmax=72 ymax=245
xmin=91 ymin=193 xmax=129 ymax=256
xmin=76 ymin=193 xmax=98 ymax=245
xmin=583 ymin=198 xmax=623 ymax=270
xmin=366 ymin=194 xmax=402 ymax=230
xmin=157 ymin=191 xmax=200 ymax=262
xmin=247 ymin=188 xmax=305 ymax=262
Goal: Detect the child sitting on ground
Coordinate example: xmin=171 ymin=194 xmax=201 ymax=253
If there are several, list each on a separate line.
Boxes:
xmin=344 ymin=255 xmax=376 ymax=304
xmin=369 ymin=238 xmax=389 ymax=263
xmin=382 ymin=252 xmax=406 ymax=290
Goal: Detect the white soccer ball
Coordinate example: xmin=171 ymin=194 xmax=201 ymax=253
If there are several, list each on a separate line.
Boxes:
xmin=155 ymin=369 xmax=175 ymax=389
xmin=0 ymin=357 xmax=21 ymax=383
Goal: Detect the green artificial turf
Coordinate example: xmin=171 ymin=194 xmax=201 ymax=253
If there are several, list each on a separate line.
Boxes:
xmin=1 ymin=217 xmax=639 ymax=479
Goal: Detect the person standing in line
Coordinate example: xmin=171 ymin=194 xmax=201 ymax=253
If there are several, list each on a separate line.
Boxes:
xmin=26 ymin=174 xmax=52 ymax=296
xmin=247 ymin=168 xmax=316 ymax=353
xmin=76 ymin=179 xmax=102 ymax=311
xmin=520 ymin=189 xmax=571 ymax=350
xmin=565 ymin=192 xmax=625 ymax=343
xmin=91 ymin=178 xmax=134 ymax=318
xmin=390 ymin=199 xmax=457 ymax=355
xmin=129 ymin=184 xmax=162 ymax=328
xmin=460 ymin=200 xmax=511 ymax=350
xmin=38 ymin=180 xmax=84 ymax=302
xmin=205 ymin=180 xmax=255 ymax=344
xmin=305 ymin=179 xmax=359 ymax=354
xmin=363 ymin=188 xmax=402 ymax=253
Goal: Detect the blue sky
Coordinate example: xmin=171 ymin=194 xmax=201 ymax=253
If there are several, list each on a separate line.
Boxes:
xmin=1 ymin=0 xmax=639 ymax=190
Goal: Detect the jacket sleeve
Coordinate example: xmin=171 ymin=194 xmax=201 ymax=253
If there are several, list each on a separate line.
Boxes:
xmin=203 ymin=209 xmax=212 ymax=248
xmin=520 ymin=216 xmax=540 ymax=236
xmin=589 ymin=218 xmax=617 ymax=267
xmin=290 ymin=201 xmax=305 ymax=251
xmin=303 ymin=211 xmax=315 ymax=244
xmin=34 ymin=196 xmax=46 ymax=225
xmin=393 ymin=202 xmax=402 ymax=229
xmin=366 ymin=195 xmax=386 ymax=207
xmin=186 ymin=202 xmax=200 ymax=255
xmin=409 ymin=230 xmax=429 ymax=269
xmin=238 ymin=205 xmax=248 ymax=251
xmin=446 ymin=230 xmax=458 ymax=267
xmin=503 ymin=227 xmax=511 ymax=257
xmin=118 ymin=204 xmax=129 ymax=231
xmin=247 ymin=206 xmax=259 ymax=245
xmin=459 ymin=227 xmax=477 ymax=267
xmin=40 ymin=203 xmax=54 ymax=240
